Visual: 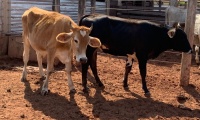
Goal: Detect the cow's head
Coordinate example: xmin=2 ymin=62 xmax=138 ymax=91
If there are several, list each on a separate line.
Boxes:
xmin=56 ymin=23 xmax=101 ymax=64
xmin=168 ymin=28 xmax=192 ymax=54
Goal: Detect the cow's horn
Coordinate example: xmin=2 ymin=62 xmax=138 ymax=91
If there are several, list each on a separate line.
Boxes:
xmin=89 ymin=24 xmax=93 ymax=33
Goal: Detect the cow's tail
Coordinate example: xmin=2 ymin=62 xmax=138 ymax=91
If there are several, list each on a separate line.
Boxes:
xmin=165 ymin=6 xmax=170 ymax=25
xmin=79 ymin=14 xmax=92 ymax=26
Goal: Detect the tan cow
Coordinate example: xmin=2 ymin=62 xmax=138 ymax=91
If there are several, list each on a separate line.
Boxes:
xmin=21 ymin=7 xmax=101 ymax=95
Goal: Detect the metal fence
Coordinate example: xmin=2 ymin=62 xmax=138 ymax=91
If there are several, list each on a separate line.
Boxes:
xmin=0 ymin=0 xmax=106 ymax=35
xmin=0 ymin=0 xmax=200 ymax=35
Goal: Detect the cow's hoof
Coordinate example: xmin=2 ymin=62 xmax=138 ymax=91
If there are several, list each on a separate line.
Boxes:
xmin=21 ymin=77 xmax=26 ymax=82
xmin=83 ymin=87 xmax=90 ymax=93
xmin=123 ymin=84 xmax=129 ymax=90
xmin=144 ymin=92 xmax=151 ymax=98
xmin=98 ymin=83 xmax=105 ymax=88
xmin=69 ymin=89 xmax=76 ymax=94
xmin=41 ymin=89 xmax=49 ymax=96
xmin=40 ymin=76 xmax=46 ymax=81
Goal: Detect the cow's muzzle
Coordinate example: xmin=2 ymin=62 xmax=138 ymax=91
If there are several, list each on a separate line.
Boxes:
xmin=80 ymin=57 xmax=88 ymax=64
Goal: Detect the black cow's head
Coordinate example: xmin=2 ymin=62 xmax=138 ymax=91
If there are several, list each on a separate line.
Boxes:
xmin=168 ymin=28 xmax=192 ymax=53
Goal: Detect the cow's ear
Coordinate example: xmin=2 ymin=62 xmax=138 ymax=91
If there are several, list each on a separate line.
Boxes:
xmin=56 ymin=32 xmax=73 ymax=43
xmin=88 ymin=36 xmax=101 ymax=48
xmin=168 ymin=28 xmax=176 ymax=38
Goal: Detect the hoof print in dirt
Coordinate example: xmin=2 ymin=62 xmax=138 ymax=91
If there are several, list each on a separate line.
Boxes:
xmin=34 ymin=81 xmax=40 ymax=85
xmin=7 ymin=89 xmax=11 ymax=93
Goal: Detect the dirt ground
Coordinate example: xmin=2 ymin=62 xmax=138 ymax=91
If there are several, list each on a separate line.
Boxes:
xmin=0 ymin=51 xmax=200 ymax=120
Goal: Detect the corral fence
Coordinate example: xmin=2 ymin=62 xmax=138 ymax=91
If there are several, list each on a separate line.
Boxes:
xmin=0 ymin=0 xmax=106 ymax=58
xmin=0 ymin=0 xmax=199 ymax=60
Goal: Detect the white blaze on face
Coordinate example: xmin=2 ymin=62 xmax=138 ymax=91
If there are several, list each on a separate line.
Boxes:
xmin=80 ymin=30 xmax=86 ymax=37
xmin=73 ymin=32 xmax=87 ymax=62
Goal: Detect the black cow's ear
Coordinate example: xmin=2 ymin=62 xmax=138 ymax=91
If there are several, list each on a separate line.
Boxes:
xmin=168 ymin=28 xmax=176 ymax=38
xmin=176 ymin=22 xmax=185 ymax=29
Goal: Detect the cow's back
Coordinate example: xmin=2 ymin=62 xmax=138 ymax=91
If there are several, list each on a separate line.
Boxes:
xmin=22 ymin=7 xmax=75 ymax=51
xmin=80 ymin=14 xmax=167 ymax=56
xmin=80 ymin=14 xmax=142 ymax=55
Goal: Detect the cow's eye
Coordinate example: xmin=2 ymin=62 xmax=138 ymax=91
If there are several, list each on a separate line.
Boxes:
xmin=74 ymin=39 xmax=78 ymax=43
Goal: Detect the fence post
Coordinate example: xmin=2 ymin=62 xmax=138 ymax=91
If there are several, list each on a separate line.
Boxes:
xmin=91 ymin=0 xmax=96 ymax=14
xmin=0 ymin=0 xmax=10 ymax=55
xmin=105 ymin=0 xmax=110 ymax=15
xmin=78 ymin=0 xmax=86 ymax=23
xmin=180 ymin=0 xmax=197 ymax=86
xmin=52 ymin=0 xmax=60 ymax=12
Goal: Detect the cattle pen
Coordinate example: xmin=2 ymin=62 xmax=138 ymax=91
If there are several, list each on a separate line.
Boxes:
xmin=0 ymin=0 xmax=200 ymax=120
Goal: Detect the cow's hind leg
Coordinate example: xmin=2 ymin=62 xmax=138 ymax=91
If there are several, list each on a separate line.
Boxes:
xmin=21 ymin=39 xmax=30 ymax=82
xmin=195 ymin=45 xmax=199 ymax=66
xmin=36 ymin=52 xmax=45 ymax=80
xmin=138 ymin=59 xmax=150 ymax=96
xmin=123 ymin=57 xmax=133 ymax=89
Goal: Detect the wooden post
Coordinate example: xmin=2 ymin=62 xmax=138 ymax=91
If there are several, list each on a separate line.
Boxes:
xmin=0 ymin=0 xmax=10 ymax=55
xmin=158 ymin=0 xmax=162 ymax=11
xmin=91 ymin=0 xmax=96 ymax=14
xmin=180 ymin=0 xmax=197 ymax=86
xmin=52 ymin=0 xmax=60 ymax=12
xmin=78 ymin=0 xmax=86 ymax=23
xmin=105 ymin=0 xmax=110 ymax=15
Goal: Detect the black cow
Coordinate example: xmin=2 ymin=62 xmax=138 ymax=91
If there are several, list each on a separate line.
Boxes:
xmin=79 ymin=14 xmax=192 ymax=95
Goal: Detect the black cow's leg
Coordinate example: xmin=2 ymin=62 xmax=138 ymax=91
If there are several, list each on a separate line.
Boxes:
xmin=82 ymin=47 xmax=104 ymax=93
xmin=82 ymin=62 xmax=90 ymax=93
xmin=89 ymin=50 xmax=104 ymax=87
xmin=123 ymin=58 xmax=133 ymax=89
xmin=138 ymin=59 xmax=149 ymax=95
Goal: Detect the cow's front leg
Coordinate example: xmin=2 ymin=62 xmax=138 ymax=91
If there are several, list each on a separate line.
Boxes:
xmin=123 ymin=57 xmax=133 ymax=89
xmin=89 ymin=50 xmax=104 ymax=88
xmin=65 ymin=61 xmax=76 ymax=94
xmin=41 ymin=70 xmax=51 ymax=95
xmin=41 ymin=65 xmax=53 ymax=95
xmin=138 ymin=59 xmax=150 ymax=96
xmin=82 ymin=62 xmax=90 ymax=93
xmin=41 ymin=53 xmax=54 ymax=95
